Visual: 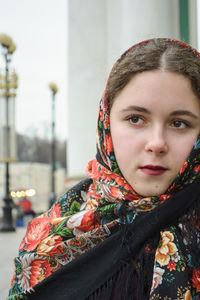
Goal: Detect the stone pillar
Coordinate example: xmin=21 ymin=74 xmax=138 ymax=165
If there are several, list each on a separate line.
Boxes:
xmin=106 ymin=0 xmax=179 ymax=69
xmin=189 ymin=0 xmax=198 ymax=48
xmin=67 ymin=0 xmax=107 ymax=177
xmin=122 ymin=0 xmax=179 ymax=50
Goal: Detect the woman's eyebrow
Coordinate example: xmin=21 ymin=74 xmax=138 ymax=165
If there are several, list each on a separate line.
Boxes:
xmin=170 ymin=110 xmax=199 ymax=119
xmin=120 ymin=107 xmax=199 ymax=119
xmin=120 ymin=105 xmax=150 ymax=114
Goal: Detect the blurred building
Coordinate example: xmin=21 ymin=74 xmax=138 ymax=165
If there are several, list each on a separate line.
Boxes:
xmin=0 ymin=162 xmax=66 ymax=213
xmin=67 ymin=0 xmax=198 ymax=177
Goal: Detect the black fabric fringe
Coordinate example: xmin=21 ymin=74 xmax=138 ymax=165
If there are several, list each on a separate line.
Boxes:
xmin=86 ymin=263 xmax=138 ymax=300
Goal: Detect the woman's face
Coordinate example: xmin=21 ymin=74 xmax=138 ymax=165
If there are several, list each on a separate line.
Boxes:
xmin=110 ymin=70 xmax=200 ymax=196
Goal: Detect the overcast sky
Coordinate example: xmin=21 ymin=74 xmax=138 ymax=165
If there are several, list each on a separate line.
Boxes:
xmin=0 ymin=0 xmax=67 ymax=140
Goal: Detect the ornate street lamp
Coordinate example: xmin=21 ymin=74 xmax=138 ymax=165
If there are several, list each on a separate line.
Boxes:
xmin=48 ymin=82 xmax=58 ymax=208
xmin=0 ymin=33 xmax=17 ymax=232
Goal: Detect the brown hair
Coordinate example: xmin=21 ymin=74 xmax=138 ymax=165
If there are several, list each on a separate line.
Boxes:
xmin=107 ymin=38 xmax=200 ymax=109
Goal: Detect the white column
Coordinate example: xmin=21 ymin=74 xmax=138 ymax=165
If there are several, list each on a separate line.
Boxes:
xmin=121 ymin=0 xmax=179 ymax=50
xmin=190 ymin=0 xmax=198 ymax=48
xmin=106 ymin=0 xmax=123 ymax=73
xmin=106 ymin=0 xmax=180 ymax=76
xmin=67 ymin=0 xmax=107 ymax=177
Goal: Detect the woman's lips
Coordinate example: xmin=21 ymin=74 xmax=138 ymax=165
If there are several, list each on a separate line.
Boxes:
xmin=140 ymin=165 xmax=168 ymax=176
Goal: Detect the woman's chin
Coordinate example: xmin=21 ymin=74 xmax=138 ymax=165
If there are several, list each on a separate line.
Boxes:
xmin=133 ymin=185 xmax=167 ymax=197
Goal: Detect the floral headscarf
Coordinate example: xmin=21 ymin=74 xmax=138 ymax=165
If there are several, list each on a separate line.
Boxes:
xmin=8 ymin=38 xmax=200 ymax=300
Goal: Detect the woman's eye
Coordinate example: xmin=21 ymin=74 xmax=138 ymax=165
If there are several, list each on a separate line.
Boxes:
xmin=171 ymin=120 xmax=188 ymax=129
xmin=128 ymin=115 xmax=144 ymax=125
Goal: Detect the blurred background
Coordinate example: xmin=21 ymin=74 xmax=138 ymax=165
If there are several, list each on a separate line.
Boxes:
xmin=0 ymin=0 xmax=200 ymax=298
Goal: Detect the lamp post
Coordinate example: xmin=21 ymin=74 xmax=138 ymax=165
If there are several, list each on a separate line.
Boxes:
xmin=0 ymin=33 xmax=17 ymax=232
xmin=48 ymin=82 xmax=58 ymax=208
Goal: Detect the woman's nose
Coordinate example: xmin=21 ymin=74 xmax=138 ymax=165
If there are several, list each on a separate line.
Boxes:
xmin=145 ymin=129 xmax=168 ymax=154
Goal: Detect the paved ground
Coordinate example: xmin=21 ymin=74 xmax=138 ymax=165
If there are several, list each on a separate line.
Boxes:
xmin=0 ymin=226 xmax=27 ymax=300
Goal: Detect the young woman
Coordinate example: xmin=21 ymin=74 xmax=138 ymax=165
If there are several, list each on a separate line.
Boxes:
xmin=8 ymin=38 xmax=200 ymax=300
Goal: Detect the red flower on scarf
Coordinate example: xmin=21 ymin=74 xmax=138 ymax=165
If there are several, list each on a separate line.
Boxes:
xmin=67 ymin=209 xmax=99 ymax=233
xmin=36 ymin=235 xmax=63 ymax=257
xmin=104 ymin=114 xmax=110 ymax=129
xmin=159 ymin=194 xmax=171 ymax=203
xmin=86 ymin=160 xmax=99 ymax=180
xmin=100 ymin=168 xmax=113 ymax=181
xmin=20 ymin=218 xmax=51 ymax=251
xmin=77 ymin=210 xmax=99 ymax=231
xmin=105 ymin=134 xmax=113 ymax=155
xmin=50 ymin=203 xmax=62 ymax=218
xmin=167 ymin=260 xmax=177 ymax=271
xmin=30 ymin=259 xmax=52 ymax=287
xmin=108 ymin=186 xmax=124 ymax=199
xmin=192 ymin=267 xmax=200 ymax=292
xmin=194 ymin=164 xmax=200 ymax=173
xmin=179 ymin=161 xmax=188 ymax=174
xmin=115 ymin=176 xmax=133 ymax=191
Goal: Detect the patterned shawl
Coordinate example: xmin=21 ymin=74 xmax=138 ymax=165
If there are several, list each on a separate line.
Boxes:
xmin=8 ymin=39 xmax=200 ymax=300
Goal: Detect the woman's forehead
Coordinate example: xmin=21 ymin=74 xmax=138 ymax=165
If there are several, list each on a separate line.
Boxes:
xmin=110 ymin=70 xmax=200 ymax=117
